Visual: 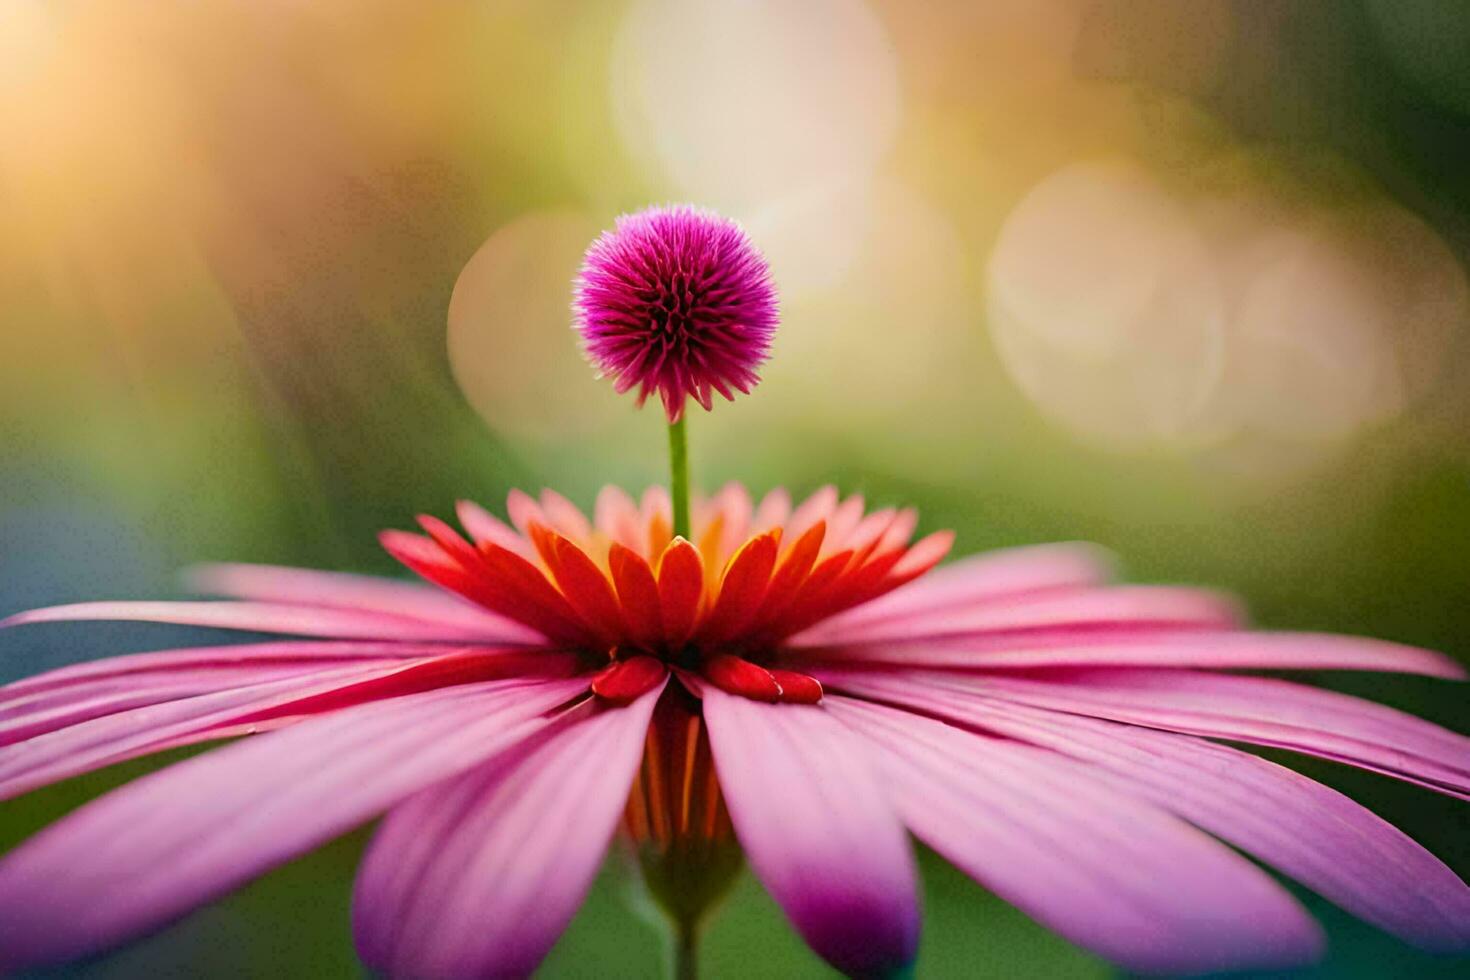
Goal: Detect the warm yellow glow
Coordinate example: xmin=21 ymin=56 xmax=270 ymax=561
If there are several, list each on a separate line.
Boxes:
xmin=448 ymin=211 xmax=630 ymax=442
xmin=611 ymin=0 xmax=901 ymax=212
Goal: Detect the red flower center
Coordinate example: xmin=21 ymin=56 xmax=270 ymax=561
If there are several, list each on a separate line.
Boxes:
xmin=381 ymin=486 xmax=953 ymax=706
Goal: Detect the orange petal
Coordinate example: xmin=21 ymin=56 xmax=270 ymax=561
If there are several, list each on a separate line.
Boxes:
xmin=648 ymin=512 xmax=673 ymax=558
xmin=541 ymin=532 xmax=624 ymax=648
xmin=699 ymin=529 xmax=781 ymax=646
xmin=609 ymin=542 xmax=664 ymax=650
xmin=760 ymin=548 xmax=855 ymax=641
xmin=477 ymin=543 xmax=596 ymax=645
xmin=746 ymin=520 xmax=826 ymax=634
xmin=801 ymin=547 xmax=908 ymax=628
xmin=697 ymin=511 xmax=728 ymax=578
xmin=801 ymin=529 xmax=955 ymax=630
xmin=703 ymin=653 xmax=780 ymax=703
xmin=844 ymin=546 xmax=908 ymax=598
xmin=526 ymin=522 xmax=560 ymax=568
xmin=657 ymin=537 xmax=705 ymax=649
xmin=592 ymin=655 xmax=668 ymax=705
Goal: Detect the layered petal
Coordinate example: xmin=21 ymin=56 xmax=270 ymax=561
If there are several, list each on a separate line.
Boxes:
xmin=792 ymin=630 xmax=1464 ymax=678
xmin=794 ymin=542 xmax=1116 ymax=642
xmin=657 ymin=537 xmax=705 ymax=648
xmin=914 ymin=668 xmax=1470 ymax=799
xmin=826 ymin=696 xmax=1324 ymax=974
xmin=702 ymin=689 xmax=920 ymax=978
xmin=0 ymin=661 xmax=388 ymax=746
xmin=751 ymin=486 xmax=792 ymax=532
xmin=184 ymin=563 xmax=537 ymax=641
xmin=0 ymin=649 xmax=580 ymax=800
xmin=855 ymin=683 xmax=1470 ymax=952
xmin=0 ymin=641 xmax=443 ymax=699
xmin=1 ymin=600 xmax=500 ymax=643
xmin=353 ymin=684 xmax=662 ymax=979
xmin=698 ymin=530 xmax=780 ymax=646
xmin=593 ymin=485 xmax=644 ymax=552
xmin=380 ymin=529 xmax=587 ymax=646
xmin=0 ymin=677 xmax=587 ymax=973
xmin=794 ymin=585 xmax=1240 ymax=646
xmin=530 ymin=526 xmax=624 ymax=648
xmin=455 ymin=499 xmax=537 ymax=560
xmin=607 ymin=543 xmax=664 ymax=649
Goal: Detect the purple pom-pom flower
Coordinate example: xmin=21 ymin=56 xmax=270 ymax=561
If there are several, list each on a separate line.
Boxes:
xmin=574 ymin=205 xmax=778 ymax=422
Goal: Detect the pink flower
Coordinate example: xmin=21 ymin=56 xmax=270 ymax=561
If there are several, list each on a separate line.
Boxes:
xmin=1 ymin=485 xmax=1467 ymax=977
xmin=574 ymin=205 xmax=778 ymax=422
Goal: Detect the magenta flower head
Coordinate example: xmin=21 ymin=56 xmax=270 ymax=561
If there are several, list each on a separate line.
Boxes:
xmin=574 ymin=205 xmax=778 ymax=423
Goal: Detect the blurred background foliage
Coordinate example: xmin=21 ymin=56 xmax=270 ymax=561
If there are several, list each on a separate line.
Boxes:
xmin=1 ymin=0 xmax=1467 ymax=976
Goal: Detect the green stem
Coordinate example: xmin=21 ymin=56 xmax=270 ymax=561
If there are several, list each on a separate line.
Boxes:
xmin=670 ymin=919 xmax=699 ymax=980
xmin=668 ymin=415 xmax=690 ymax=540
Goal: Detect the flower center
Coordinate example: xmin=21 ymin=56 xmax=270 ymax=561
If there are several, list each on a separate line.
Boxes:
xmin=645 ymin=270 xmax=702 ymax=339
xmin=384 ymin=488 xmax=954 ymax=706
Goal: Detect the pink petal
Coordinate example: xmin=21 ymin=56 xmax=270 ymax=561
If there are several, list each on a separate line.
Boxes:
xmin=794 ymin=585 xmax=1241 ymax=646
xmin=751 ymin=486 xmax=792 ymax=532
xmin=785 ymin=485 xmax=838 ymax=542
xmin=353 ymin=684 xmax=662 ymax=978
xmin=539 ymin=489 xmax=594 ymax=541
xmin=0 ymin=677 xmax=587 ymax=973
xmin=916 ymin=668 xmax=1470 ymax=799
xmin=825 ymin=696 xmax=1324 ymax=973
xmin=0 ymin=640 xmax=446 ymax=700
xmin=702 ymin=689 xmax=920 ymax=977
xmin=455 ymin=499 xmax=535 ymax=559
xmin=708 ymin=482 xmax=754 ymax=557
xmin=0 ymin=661 xmax=396 ymax=745
xmin=0 ymin=650 xmax=581 ymax=800
xmin=841 ymin=507 xmax=898 ymax=559
xmin=818 ymin=493 xmax=866 ymax=556
xmin=794 ymin=630 xmax=1465 ymax=678
xmin=640 ymin=485 xmax=672 ymax=529
xmin=1 ymin=600 xmax=506 ymax=642
xmin=864 ymin=685 xmax=1470 ymax=952
xmin=593 ymin=485 xmax=644 ymax=552
xmin=801 ymin=542 xmax=1115 ymax=641
xmin=505 ymin=489 xmax=547 ymax=537
xmin=186 ymin=563 xmax=540 ymax=643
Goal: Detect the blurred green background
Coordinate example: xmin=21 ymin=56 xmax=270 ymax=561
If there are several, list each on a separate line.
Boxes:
xmin=1 ymin=0 xmax=1467 ymax=976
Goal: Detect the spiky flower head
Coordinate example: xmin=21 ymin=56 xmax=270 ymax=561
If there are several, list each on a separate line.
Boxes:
xmin=574 ymin=205 xmax=778 ymax=422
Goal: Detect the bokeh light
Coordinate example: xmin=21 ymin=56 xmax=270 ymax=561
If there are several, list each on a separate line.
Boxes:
xmin=448 ymin=210 xmax=623 ymax=441
xmin=611 ymin=0 xmax=901 ymax=213
xmin=988 ymin=159 xmax=1227 ymax=449
xmin=987 ymin=153 xmax=1469 ymax=470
